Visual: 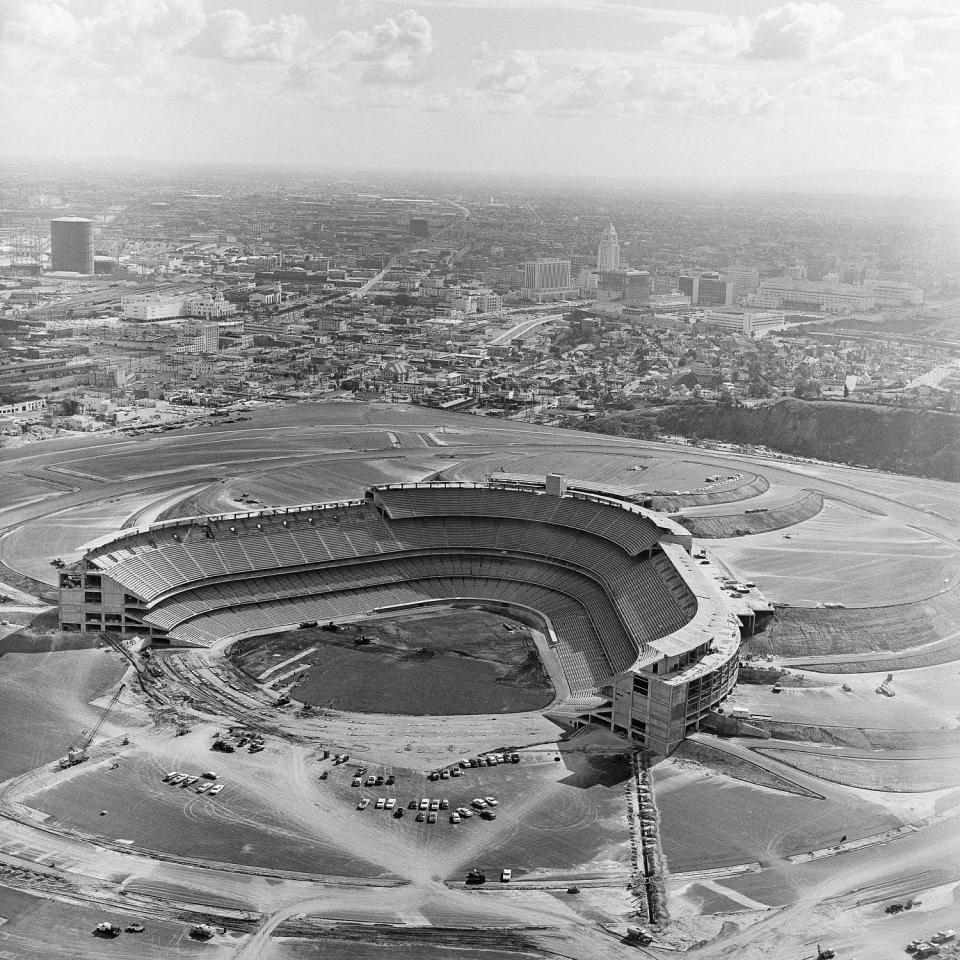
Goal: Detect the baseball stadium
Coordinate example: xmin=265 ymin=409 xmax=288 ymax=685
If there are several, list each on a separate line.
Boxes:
xmin=58 ymin=476 xmax=768 ymax=756
xmin=0 ymin=401 xmax=958 ymax=960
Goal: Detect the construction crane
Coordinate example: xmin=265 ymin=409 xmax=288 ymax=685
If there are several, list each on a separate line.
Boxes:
xmin=58 ymin=685 xmax=125 ymax=769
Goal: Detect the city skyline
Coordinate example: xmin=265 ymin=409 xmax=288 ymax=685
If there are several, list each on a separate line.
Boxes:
xmin=0 ymin=0 xmax=957 ymax=192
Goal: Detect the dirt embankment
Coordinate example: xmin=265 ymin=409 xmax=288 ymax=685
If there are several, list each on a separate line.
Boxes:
xmin=750 ymin=721 xmax=960 ymax=752
xmin=743 ymin=598 xmax=960 ymax=659
xmin=582 ymin=398 xmax=960 ymax=481
xmin=667 ymin=740 xmax=821 ymax=798
xmin=674 ymin=490 xmax=823 ymax=538
xmin=648 ymin=474 xmax=769 ymax=513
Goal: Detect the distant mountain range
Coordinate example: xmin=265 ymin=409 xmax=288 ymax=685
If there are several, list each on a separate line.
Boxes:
xmin=712 ymin=168 xmax=959 ymax=199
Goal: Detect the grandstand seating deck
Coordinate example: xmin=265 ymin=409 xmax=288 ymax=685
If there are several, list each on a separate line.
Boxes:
xmin=374 ymin=486 xmax=663 ymax=556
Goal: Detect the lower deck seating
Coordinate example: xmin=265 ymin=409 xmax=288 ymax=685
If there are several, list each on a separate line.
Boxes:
xmin=161 ymin=554 xmax=618 ymax=692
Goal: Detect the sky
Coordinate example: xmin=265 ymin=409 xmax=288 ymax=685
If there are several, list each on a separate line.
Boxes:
xmin=0 ymin=0 xmax=957 ymax=187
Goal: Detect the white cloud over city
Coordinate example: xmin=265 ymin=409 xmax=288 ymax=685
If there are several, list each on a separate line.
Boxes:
xmin=0 ymin=0 xmax=955 ymax=182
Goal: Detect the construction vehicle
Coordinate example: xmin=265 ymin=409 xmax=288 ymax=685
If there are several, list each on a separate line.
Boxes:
xmin=466 ymin=867 xmax=486 ymax=885
xmin=59 ymin=685 xmax=125 ymax=769
xmin=93 ymin=922 xmax=121 ymax=938
xmin=816 ymin=947 xmax=836 ymax=960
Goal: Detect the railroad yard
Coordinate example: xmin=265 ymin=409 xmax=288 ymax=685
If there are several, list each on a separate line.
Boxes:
xmin=0 ymin=401 xmax=958 ymax=959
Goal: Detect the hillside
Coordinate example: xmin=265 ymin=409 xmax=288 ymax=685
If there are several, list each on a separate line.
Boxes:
xmin=582 ymin=398 xmax=960 ymax=481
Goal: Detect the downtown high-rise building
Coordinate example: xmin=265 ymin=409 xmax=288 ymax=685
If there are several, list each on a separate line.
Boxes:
xmin=596 ymin=222 xmax=620 ymax=271
xmin=523 ymin=258 xmax=572 ymax=290
xmin=521 ymin=258 xmax=577 ymax=302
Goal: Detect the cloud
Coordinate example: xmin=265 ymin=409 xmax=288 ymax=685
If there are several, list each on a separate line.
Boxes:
xmin=189 ymin=10 xmax=307 ymax=62
xmin=334 ymin=9 xmax=433 ymax=85
xmin=0 ymin=0 xmax=83 ymax=49
xmin=794 ymin=17 xmax=943 ymax=100
xmin=743 ymin=2 xmax=844 ymax=59
xmin=880 ymin=0 xmax=957 ymax=14
xmin=662 ymin=19 xmax=751 ymax=57
xmin=473 ymin=45 xmax=541 ymax=96
xmin=550 ymin=61 xmax=636 ymax=113
xmin=638 ymin=69 xmax=782 ymax=117
xmin=0 ymin=0 xmax=304 ymax=69
xmin=663 ymin=3 xmax=843 ymax=60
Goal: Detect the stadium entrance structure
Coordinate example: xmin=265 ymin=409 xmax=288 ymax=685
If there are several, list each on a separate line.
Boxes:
xmin=58 ymin=476 xmax=766 ymax=755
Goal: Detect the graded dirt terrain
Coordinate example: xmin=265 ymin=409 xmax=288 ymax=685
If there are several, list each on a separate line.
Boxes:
xmin=0 ymin=401 xmax=958 ymax=959
xmin=232 ymin=606 xmax=554 ymax=715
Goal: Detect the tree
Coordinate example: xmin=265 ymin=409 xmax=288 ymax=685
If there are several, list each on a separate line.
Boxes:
xmin=748 ymin=380 xmax=773 ymax=399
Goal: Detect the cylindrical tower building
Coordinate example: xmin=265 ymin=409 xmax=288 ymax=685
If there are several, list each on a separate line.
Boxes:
xmin=50 ymin=217 xmax=94 ymax=274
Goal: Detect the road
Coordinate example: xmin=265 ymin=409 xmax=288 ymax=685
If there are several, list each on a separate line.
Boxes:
xmin=487 ymin=312 xmax=564 ymax=346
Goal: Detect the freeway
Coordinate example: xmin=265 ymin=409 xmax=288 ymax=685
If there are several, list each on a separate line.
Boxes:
xmin=486 ymin=311 xmax=565 ymax=346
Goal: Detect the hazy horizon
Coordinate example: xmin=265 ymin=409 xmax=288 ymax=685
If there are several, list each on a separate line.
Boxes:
xmin=1 ymin=0 xmax=957 ymax=194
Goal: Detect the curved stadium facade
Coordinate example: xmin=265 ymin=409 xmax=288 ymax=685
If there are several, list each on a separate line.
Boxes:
xmin=58 ymin=477 xmax=762 ymax=755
